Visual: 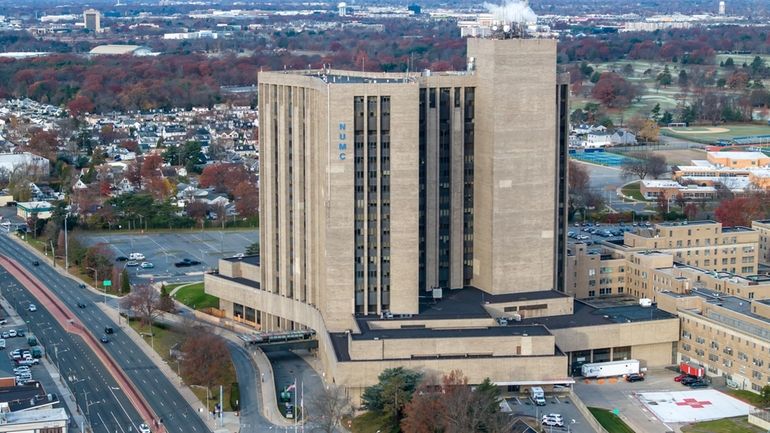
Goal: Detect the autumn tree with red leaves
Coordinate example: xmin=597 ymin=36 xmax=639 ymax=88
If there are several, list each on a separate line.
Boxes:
xmin=715 ymin=196 xmax=766 ymax=227
xmin=179 ymin=329 xmax=230 ymax=390
xmin=199 ymin=163 xmax=250 ymax=194
xmin=401 ymin=371 xmax=511 ymax=433
xmin=592 ymin=72 xmax=638 ymax=109
xmin=233 ymin=181 xmax=259 ymax=218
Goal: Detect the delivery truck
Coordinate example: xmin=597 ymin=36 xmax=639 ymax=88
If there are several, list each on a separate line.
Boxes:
xmin=679 ymin=362 xmax=705 ymax=378
xmin=529 ymin=386 xmax=546 ymax=406
xmin=581 ymin=359 xmax=640 ymax=378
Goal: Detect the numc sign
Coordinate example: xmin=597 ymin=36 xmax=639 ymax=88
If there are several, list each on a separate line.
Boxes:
xmin=338 ymin=122 xmax=347 ymax=160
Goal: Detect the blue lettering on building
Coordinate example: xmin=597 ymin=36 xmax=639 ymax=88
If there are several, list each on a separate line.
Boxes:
xmin=338 ymin=122 xmax=348 ymax=160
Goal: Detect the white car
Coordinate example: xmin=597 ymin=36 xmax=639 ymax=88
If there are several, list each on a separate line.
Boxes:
xmin=542 ymin=413 xmax=563 ymax=422
xmin=140 ymin=262 xmax=154 ymax=269
xmin=8 ymin=330 xmax=16 ymax=338
xmin=28 ymin=304 xmax=37 ymax=312
xmin=129 ymin=253 xmax=146 ymax=261
xmin=542 ymin=417 xmax=564 ymax=427
xmin=126 ymin=261 xmax=140 ymax=267
xmin=139 ymin=423 xmax=151 ymax=433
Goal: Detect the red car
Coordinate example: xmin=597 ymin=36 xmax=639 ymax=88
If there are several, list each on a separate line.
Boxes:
xmin=674 ymin=374 xmax=688 ymax=382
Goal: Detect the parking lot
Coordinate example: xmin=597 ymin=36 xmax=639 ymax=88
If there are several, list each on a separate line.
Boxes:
xmin=505 ymin=392 xmax=595 ymax=433
xmin=574 ymin=368 xmax=715 ymax=433
xmin=568 ymin=221 xmax=654 ymax=245
xmin=78 ymin=230 xmax=258 ymax=284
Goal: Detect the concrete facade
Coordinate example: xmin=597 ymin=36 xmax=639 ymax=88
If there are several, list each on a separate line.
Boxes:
xmin=205 ymin=36 xmax=678 ymax=401
xmin=659 ymin=289 xmax=770 ymax=394
xmin=752 ymin=220 xmax=770 ymax=265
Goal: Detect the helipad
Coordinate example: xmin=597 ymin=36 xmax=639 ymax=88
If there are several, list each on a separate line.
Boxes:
xmin=638 ymin=390 xmax=753 ymax=423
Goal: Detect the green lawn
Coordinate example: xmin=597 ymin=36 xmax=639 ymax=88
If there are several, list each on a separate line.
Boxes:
xmin=128 ymin=319 xmax=237 ymax=411
xmin=588 ymin=407 xmax=636 ymax=433
xmin=349 ymin=412 xmax=398 ymax=433
xmin=621 ymin=182 xmax=647 ymax=201
xmin=663 ymin=124 xmax=770 ymax=144
xmin=172 ymin=282 xmax=220 ymax=310
xmin=681 ymin=417 xmax=765 ymax=433
xmin=726 ymin=389 xmax=766 ymax=407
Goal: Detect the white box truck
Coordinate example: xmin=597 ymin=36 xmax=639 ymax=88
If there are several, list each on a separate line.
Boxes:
xmin=529 ymin=386 xmax=546 ymax=406
xmin=581 ymin=360 xmax=640 ymax=378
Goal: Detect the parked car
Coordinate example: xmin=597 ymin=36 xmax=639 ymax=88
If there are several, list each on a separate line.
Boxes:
xmin=78 ymin=284 xmax=87 ymax=289
xmin=674 ymin=374 xmax=688 ymax=382
xmin=0 ymin=319 xmax=6 ymax=325
xmin=681 ymin=376 xmax=699 ymax=386
xmin=542 ymin=417 xmax=564 ymax=427
xmin=126 ymin=261 xmax=139 ymax=267
xmin=1 ymin=332 xmax=8 ymax=339
xmin=129 ymin=253 xmax=145 ymax=261
xmin=15 ymin=330 xmax=24 ymax=337
xmin=542 ymin=414 xmax=563 ymax=423
xmin=8 ymin=330 xmax=16 ymax=338
xmin=28 ymin=304 xmax=37 ymax=312
xmin=688 ymin=380 xmax=709 ymax=388
xmin=626 ymin=373 xmax=645 ymax=382
xmin=140 ymin=262 xmax=154 ymax=269
xmin=115 ymin=256 xmax=128 ymax=262
xmin=174 ymin=258 xmax=201 ymax=268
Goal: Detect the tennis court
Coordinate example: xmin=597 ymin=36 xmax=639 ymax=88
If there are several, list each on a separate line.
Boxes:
xmin=571 ymin=151 xmax=634 ymax=167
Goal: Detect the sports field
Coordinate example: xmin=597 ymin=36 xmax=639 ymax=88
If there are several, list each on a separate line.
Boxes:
xmin=662 ymin=124 xmax=770 ymax=144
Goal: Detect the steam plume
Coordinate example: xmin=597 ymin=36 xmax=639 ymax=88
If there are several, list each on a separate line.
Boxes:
xmin=484 ymin=0 xmax=537 ymax=24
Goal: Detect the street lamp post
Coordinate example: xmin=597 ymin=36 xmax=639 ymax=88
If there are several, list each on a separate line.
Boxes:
xmin=64 ymin=212 xmax=69 ymax=270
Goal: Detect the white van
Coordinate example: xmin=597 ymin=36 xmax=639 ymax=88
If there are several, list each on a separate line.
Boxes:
xmin=129 ymin=253 xmax=145 ymax=261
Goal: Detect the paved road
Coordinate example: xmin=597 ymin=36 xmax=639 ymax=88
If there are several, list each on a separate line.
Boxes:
xmin=0 ymin=267 xmax=143 ymax=433
xmin=0 ymin=234 xmax=212 ymax=433
xmin=575 ymin=162 xmax=649 ymax=215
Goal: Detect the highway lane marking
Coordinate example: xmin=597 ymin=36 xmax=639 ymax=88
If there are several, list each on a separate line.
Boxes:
xmin=111 ymin=410 xmax=128 ymax=433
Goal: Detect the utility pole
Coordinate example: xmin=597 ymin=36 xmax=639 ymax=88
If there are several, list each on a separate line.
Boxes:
xmin=220 ymin=384 xmax=223 ymax=427
xmin=64 ymin=213 xmax=68 ymax=270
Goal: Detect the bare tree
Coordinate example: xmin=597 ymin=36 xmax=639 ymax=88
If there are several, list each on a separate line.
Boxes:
xmin=120 ymin=284 xmax=162 ymax=327
xmin=622 ymin=152 xmax=668 ymax=180
xmin=307 ymin=384 xmax=354 ymax=433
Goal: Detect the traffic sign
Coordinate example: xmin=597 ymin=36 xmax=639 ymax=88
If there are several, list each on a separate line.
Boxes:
xmin=103 ymin=280 xmax=112 ymax=287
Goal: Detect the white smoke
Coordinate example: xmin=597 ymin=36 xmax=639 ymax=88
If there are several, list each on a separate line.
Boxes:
xmin=484 ymin=0 xmax=538 ymax=24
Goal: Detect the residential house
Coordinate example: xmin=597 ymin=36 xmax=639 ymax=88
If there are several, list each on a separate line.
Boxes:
xmin=584 ymin=132 xmax=612 ymax=149
xmin=611 ymin=129 xmax=637 ymax=146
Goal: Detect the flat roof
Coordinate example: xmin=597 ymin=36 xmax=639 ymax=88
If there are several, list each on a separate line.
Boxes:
xmin=723 ymin=226 xmax=754 ymax=232
xmin=517 ymin=300 xmax=675 ymax=329
xmin=210 ymin=273 xmax=260 ymax=290
xmin=657 ymin=220 xmax=716 ymax=227
xmin=415 ymin=287 xmax=568 ymax=319
xmin=222 ymin=255 xmax=260 ymax=266
xmin=351 ymin=320 xmax=551 ymax=341
xmin=709 ymin=151 xmax=768 ymax=160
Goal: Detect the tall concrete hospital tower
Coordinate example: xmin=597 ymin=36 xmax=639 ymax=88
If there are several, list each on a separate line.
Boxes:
xmin=206 ymin=34 xmax=678 ymax=401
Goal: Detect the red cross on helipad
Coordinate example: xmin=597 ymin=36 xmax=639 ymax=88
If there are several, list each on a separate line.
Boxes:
xmin=675 ymin=398 xmax=712 ymax=409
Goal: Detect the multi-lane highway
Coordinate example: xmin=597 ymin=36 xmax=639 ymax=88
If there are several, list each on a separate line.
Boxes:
xmin=0 ymin=235 xmax=212 ymax=433
xmin=0 ymin=266 xmax=143 ymax=433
